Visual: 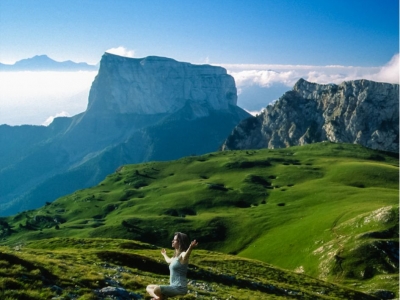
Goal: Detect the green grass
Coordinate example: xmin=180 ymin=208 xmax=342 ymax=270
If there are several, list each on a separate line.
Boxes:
xmin=0 ymin=238 xmax=382 ymax=299
xmin=0 ymin=142 xmax=398 ymax=298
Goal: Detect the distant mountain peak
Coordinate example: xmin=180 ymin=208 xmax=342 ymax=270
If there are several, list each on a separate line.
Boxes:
xmin=31 ymin=54 xmax=52 ymax=60
xmin=0 ymin=55 xmax=98 ymax=71
xmin=14 ymin=55 xmax=56 ymax=66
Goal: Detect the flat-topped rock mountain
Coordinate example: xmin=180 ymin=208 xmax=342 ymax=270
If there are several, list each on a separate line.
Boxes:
xmin=88 ymin=54 xmax=237 ymax=115
xmin=0 ymin=54 xmax=249 ymax=216
xmin=222 ymin=78 xmax=399 ymax=153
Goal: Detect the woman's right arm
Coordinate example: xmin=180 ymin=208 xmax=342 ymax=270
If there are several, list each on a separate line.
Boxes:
xmin=161 ymin=248 xmax=172 ymax=263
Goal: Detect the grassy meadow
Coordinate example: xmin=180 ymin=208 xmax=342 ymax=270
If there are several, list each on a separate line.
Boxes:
xmin=0 ymin=238 xmax=385 ymax=299
xmin=0 ymin=142 xmax=398 ymax=299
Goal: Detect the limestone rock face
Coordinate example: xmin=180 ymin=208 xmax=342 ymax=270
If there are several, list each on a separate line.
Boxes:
xmin=222 ymin=79 xmax=399 ymax=153
xmin=87 ymin=54 xmax=237 ymax=117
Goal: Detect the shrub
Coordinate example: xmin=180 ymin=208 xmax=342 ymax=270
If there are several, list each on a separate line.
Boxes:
xmin=207 ymin=183 xmax=228 ymax=191
xmin=245 ymin=175 xmax=272 ymax=187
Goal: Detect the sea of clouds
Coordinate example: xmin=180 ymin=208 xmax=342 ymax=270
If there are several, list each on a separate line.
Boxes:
xmin=0 ymin=48 xmax=398 ymax=126
xmin=0 ymin=71 xmax=97 ymax=126
xmin=222 ymin=53 xmax=399 ymax=115
xmin=224 ymin=54 xmax=399 ymax=89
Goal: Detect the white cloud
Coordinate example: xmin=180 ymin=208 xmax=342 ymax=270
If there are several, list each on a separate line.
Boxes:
xmin=105 ymin=46 xmax=135 ymax=58
xmin=0 ymin=71 xmax=96 ymax=125
xmin=0 ymin=71 xmax=97 ymax=98
xmin=368 ymin=53 xmax=399 ymax=84
xmin=219 ymin=54 xmax=399 ymax=89
xmin=244 ymin=108 xmax=266 ymax=116
xmin=42 ymin=111 xmax=70 ymax=126
xmin=230 ymin=69 xmax=297 ymax=88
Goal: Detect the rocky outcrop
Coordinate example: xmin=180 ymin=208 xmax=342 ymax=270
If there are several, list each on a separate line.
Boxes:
xmin=222 ymin=79 xmax=399 ymax=153
xmin=87 ymin=54 xmax=237 ymax=115
xmin=0 ymin=54 xmax=249 ymax=216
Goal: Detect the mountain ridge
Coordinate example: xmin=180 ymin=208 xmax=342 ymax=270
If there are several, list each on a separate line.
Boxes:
xmin=221 ymin=78 xmax=399 ymax=153
xmin=0 ymin=54 xmax=98 ymax=71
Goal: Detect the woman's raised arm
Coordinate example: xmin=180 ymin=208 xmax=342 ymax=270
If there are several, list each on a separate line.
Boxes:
xmin=161 ymin=248 xmax=173 ymax=263
xmin=181 ymin=240 xmax=198 ymax=263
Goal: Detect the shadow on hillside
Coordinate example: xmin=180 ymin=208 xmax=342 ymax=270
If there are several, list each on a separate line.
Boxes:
xmin=96 ymin=251 xmax=169 ymax=275
xmin=0 ymin=252 xmax=58 ymax=284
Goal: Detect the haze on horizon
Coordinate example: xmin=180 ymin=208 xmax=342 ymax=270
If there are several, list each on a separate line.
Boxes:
xmin=0 ymin=0 xmax=398 ymax=126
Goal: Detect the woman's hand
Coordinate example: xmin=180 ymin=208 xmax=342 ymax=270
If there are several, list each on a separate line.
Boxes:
xmin=161 ymin=248 xmax=172 ymax=263
xmin=190 ymin=240 xmax=198 ymax=248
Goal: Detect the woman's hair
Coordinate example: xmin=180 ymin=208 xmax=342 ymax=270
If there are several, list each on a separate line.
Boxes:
xmin=174 ymin=232 xmax=190 ymax=256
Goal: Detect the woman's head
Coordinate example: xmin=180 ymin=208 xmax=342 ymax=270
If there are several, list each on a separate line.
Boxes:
xmin=173 ymin=232 xmax=190 ymax=254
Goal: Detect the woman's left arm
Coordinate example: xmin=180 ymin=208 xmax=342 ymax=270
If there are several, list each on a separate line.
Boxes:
xmin=181 ymin=240 xmax=198 ymax=263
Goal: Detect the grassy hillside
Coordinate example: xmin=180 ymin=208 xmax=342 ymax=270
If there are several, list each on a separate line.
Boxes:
xmin=0 ymin=238 xmax=381 ymax=299
xmin=0 ymin=142 xmax=398 ymax=298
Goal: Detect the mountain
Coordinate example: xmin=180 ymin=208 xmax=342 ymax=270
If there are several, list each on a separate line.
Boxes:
xmin=1 ymin=143 xmax=398 ymax=298
xmin=0 ymin=53 xmax=250 ymax=216
xmin=0 ymin=55 xmax=98 ymax=71
xmin=222 ymin=78 xmax=399 ymax=153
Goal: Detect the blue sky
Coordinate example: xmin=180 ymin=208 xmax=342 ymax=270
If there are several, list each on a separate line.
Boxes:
xmin=0 ymin=0 xmax=398 ymax=65
xmin=0 ymin=0 xmax=398 ymax=125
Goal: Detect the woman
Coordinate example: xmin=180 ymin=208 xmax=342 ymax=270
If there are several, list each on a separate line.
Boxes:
xmin=146 ymin=232 xmax=198 ymax=299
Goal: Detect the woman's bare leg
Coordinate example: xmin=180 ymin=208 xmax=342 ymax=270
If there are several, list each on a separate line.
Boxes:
xmin=146 ymin=285 xmax=163 ymax=299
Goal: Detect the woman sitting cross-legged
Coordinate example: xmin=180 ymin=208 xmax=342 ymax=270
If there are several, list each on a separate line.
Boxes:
xmin=146 ymin=232 xmax=198 ymax=299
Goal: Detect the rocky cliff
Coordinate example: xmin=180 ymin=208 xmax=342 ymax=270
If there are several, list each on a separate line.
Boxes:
xmin=222 ymin=79 xmax=399 ymax=153
xmin=0 ymin=54 xmax=249 ymax=216
xmin=87 ymin=54 xmax=237 ymax=115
